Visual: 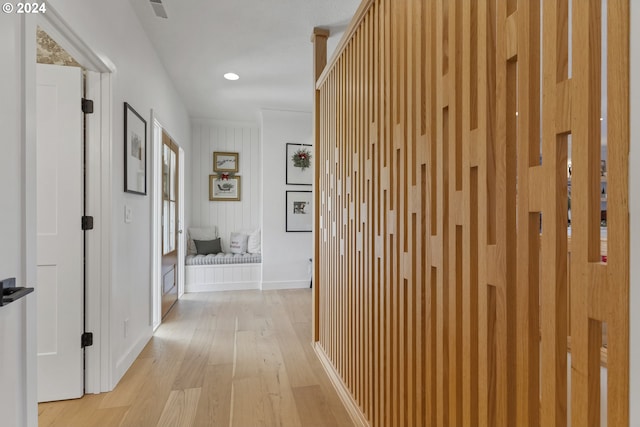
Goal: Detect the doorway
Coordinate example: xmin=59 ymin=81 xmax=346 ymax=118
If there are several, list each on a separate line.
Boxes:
xmin=151 ymin=116 xmax=185 ymax=328
xmin=161 ymin=132 xmax=180 ymax=318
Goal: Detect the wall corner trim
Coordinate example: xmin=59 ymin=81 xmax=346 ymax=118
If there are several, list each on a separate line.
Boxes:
xmin=313 ymin=342 xmax=370 ymax=427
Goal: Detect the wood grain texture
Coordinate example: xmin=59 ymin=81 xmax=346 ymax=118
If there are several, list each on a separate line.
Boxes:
xmin=39 ymin=290 xmax=354 ymax=427
xmin=314 ymin=0 xmax=630 ymax=426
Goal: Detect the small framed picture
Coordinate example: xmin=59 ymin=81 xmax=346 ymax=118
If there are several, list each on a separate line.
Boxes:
xmin=124 ymin=102 xmax=147 ymax=195
xmin=286 ymin=191 xmax=312 ymax=232
xmin=213 ymin=152 xmax=239 ymax=172
xmin=286 ymin=143 xmax=313 ymax=185
xmin=209 ymin=174 xmax=241 ymax=201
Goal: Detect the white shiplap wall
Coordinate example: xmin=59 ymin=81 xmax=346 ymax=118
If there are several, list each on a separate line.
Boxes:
xmin=190 ymin=120 xmax=261 ymax=252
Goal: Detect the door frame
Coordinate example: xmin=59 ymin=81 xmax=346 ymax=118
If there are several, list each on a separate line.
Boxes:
xmin=150 ymin=112 xmax=185 ymax=330
xmin=25 ymin=7 xmax=115 ymax=394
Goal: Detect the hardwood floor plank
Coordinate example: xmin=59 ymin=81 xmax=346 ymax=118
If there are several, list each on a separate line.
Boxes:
xmin=233 ymin=330 xmax=260 ymax=380
xmin=38 ymin=394 xmax=105 ymax=427
xmin=254 ymin=323 xmax=303 ymax=427
xmin=118 ymin=354 xmax=182 ymax=427
xmin=99 ymin=357 xmax=154 ymax=409
xmin=193 ymin=363 xmax=233 ymax=427
xmin=86 ymin=407 xmax=130 ymax=427
xmin=267 ymin=293 xmax=320 ymax=389
xmin=278 ymin=289 xmax=313 ymax=324
xmin=293 ymin=385 xmax=342 ymax=427
xmin=208 ymin=329 xmax=236 ymax=365
xmin=230 ymin=376 xmax=267 ymax=427
xmin=156 ymin=388 xmax=201 ymax=427
xmin=38 ymin=290 xmax=354 ymax=427
xmin=172 ymin=326 xmax=218 ymax=390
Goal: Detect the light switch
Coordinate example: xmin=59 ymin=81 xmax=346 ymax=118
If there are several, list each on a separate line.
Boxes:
xmin=125 ymin=205 xmax=132 ymax=223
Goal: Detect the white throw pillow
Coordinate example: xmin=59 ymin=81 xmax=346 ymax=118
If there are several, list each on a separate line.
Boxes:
xmin=240 ymin=229 xmax=261 ymax=254
xmin=229 ymin=232 xmax=249 ymax=254
xmin=187 ymin=227 xmax=218 ymax=255
xmin=247 ymin=229 xmax=261 ymax=253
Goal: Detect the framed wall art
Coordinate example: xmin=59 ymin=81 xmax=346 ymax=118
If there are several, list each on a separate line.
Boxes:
xmin=286 ymin=143 xmax=313 ymax=185
xmin=209 ymin=174 xmax=241 ymax=201
xmin=286 ymin=191 xmax=312 ymax=232
xmin=213 ymin=151 xmax=239 ymax=172
xmin=124 ymin=102 xmax=147 ymax=195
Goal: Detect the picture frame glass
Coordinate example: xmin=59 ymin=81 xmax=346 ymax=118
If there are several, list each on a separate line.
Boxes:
xmin=124 ymin=103 xmax=147 ymax=195
xmin=286 ymin=143 xmax=313 ymax=185
xmin=286 ymin=191 xmax=312 ymax=232
xmin=209 ymin=174 xmax=241 ymax=201
xmin=213 ymin=152 xmax=239 ymax=172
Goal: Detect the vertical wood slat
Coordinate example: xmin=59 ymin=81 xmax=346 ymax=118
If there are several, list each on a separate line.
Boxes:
xmin=313 ymin=1 xmax=629 ymax=426
xmin=605 ymin=1 xmax=630 ymax=425
xmin=515 ymin=1 xmax=541 ymax=427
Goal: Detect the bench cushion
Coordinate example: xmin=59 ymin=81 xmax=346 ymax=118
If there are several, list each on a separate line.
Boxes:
xmin=186 ymin=253 xmax=262 ymax=266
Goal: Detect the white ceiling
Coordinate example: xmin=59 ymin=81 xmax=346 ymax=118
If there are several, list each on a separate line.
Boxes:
xmin=129 ymin=0 xmax=360 ymax=122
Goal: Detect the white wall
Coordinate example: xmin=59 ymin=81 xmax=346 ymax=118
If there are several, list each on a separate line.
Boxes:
xmin=190 ymin=120 xmax=261 ymax=250
xmin=40 ymin=0 xmax=191 ymax=387
xmin=0 ymin=9 xmax=26 ymax=290
xmin=630 ymin=1 xmax=640 ymax=424
xmin=260 ymin=109 xmax=313 ymax=289
xmin=0 ymin=13 xmax=38 ymax=427
xmin=49 ymin=0 xmax=190 ymax=385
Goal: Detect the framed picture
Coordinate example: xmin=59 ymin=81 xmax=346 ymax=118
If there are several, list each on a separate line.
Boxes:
xmin=213 ymin=152 xmax=239 ymax=172
xmin=209 ymin=174 xmax=241 ymax=201
xmin=286 ymin=191 xmax=312 ymax=232
xmin=286 ymin=143 xmax=313 ymax=185
xmin=124 ymin=102 xmax=147 ymax=195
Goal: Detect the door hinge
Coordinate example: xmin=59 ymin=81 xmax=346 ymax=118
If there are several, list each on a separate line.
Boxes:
xmin=82 ymin=216 xmax=94 ymax=230
xmin=81 ymin=332 xmax=93 ymax=348
xmin=81 ymin=98 xmax=94 ymax=114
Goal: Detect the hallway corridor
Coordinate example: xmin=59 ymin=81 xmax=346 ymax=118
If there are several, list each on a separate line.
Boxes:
xmin=38 ymin=290 xmax=354 ymax=427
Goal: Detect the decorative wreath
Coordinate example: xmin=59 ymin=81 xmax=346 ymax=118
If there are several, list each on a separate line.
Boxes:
xmin=292 ymin=148 xmax=312 ymax=171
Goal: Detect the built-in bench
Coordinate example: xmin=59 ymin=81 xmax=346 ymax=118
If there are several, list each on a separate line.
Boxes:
xmin=185 ymin=227 xmax=262 ymax=292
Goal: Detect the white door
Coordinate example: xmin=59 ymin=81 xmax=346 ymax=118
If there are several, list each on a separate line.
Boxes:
xmin=36 ymin=63 xmax=84 ymax=402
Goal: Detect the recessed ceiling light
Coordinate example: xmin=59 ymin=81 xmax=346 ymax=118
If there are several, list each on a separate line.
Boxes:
xmin=224 ymin=73 xmax=240 ymax=81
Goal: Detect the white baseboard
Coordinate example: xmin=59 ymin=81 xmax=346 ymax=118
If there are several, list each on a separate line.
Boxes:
xmin=113 ymin=330 xmax=152 ymax=390
xmin=313 ymin=343 xmax=370 ymax=427
xmin=185 ymin=281 xmax=261 ymax=293
xmin=261 ymin=280 xmax=310 ymax=290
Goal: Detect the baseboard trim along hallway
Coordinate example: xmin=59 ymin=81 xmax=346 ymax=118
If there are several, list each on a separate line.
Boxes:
xmin=314 ymin=342 xmax=369 ymax=427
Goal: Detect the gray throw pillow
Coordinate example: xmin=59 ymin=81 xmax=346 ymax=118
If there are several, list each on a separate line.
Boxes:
xmin=194 ymin=238 xmax=222 ymax=255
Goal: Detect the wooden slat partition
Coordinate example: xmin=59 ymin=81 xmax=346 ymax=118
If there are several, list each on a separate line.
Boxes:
xmin=313 ymin=1 xmax=630 ymax=426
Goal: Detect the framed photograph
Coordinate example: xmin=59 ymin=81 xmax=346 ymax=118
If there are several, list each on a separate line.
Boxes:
xmin=124 ymin=102 xmax=147 ymax=195
xmin=209 ymin=174 xmax=241 ymax=201
xmin=213 ymin=152 xmax=239 ymax=172
xmin=286 ymin=191 xmax=312 ymax=232
xmin=286 ymin=143 xmax=313 ymax=185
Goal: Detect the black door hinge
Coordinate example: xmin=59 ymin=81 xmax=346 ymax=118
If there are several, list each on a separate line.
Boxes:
xmin=81 ymin=332 xmax=93 ymax=348
xmin=81 ymin=98 xmax=94 ymax=114
xmin=82 ymin=216 xmax=94 ymax=230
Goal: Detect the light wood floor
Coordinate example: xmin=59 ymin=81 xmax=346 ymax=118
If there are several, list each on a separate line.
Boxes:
xmin=38 ymin=289 xmax=355 ymax=427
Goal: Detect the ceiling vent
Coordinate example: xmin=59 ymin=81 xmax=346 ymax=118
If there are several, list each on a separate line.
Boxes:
xmin=150 ymin=0 xmax=168 ymax=19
